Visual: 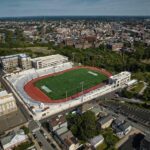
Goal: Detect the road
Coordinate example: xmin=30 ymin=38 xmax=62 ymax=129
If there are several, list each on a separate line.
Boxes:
xmin=35 ymin=130 xmax=54 ymax=150
xmin=115 ymin=97 xmax=145 ymax=104
xmin=139 ymin=81 xmax=148 ymax=95
xmin=41 ymin=126 xmax=61 ymax=150
xmin=115 ymin=127 xmax=141 ymax=149
xmin=100 ymin=101 xmax=150 ymax=135
xmin=0 ymin=72 xmax=32 ymax=121
xmin=0 ymin=72 xmax=62 ymax=150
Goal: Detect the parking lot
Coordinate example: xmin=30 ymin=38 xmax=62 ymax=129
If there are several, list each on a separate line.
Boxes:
xmin=101 ymin=100 xmax=150 ymax=128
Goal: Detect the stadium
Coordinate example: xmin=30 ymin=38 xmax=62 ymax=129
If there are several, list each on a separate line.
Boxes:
xmin=24 ymin=66 xmax=112 ymax=103
xmin=4 ymin=54 xmax=132 ymax=118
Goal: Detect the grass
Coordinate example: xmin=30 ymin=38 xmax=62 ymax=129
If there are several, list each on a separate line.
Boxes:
xmin=96 ymin=142 xmax=107 ymax=150
xmin=35 ymin=68 xmax=108 ymax=100
xmin=129 ymin=82 xmax=144 ymax=94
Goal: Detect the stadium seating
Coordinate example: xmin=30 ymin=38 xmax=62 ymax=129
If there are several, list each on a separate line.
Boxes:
xmin=6 ymin=62 xmax=73 ymax=105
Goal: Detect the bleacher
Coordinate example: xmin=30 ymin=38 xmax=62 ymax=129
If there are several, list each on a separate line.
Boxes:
xmin=6 ymin=62 xmax=73 ymax=105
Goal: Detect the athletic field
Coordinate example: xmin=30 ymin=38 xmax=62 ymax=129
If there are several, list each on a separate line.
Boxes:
xmin=34 ymin=68 xmax=108 ymax=100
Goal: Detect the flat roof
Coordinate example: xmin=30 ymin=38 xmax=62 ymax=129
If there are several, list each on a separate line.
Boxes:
xmin=31 ymin=54 xmax=67 ymax=62
xmin=0 ymin=54 xmax=28 ymax=59
xmin=89 ymin=135 xmax=104 ymax=146
xmin=0 ymin=90 xmax=8 ymax=97
xmin=110 ymin=71 xmax=131 ymax=80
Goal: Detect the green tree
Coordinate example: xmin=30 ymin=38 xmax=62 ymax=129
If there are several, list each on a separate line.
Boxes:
xmin=66 ymin=111 xmax=97 ymax=141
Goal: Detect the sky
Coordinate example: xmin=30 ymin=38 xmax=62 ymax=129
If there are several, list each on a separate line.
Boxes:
xmin=0 ymin=0 xmax=150 ymax=17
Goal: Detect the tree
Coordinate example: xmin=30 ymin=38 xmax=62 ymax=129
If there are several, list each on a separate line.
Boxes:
xmin=66 ymin=111 xmax=97 ymax=141
xmin=142 ymin=87 xmax=150 ymax=101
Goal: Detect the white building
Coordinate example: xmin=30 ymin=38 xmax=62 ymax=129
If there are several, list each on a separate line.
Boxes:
xmin=89 ymin=135 xmax=104 ymax=148
xmin=0 ymin=129 xmax=28 ymax=150
xmin=109 ymin=71 xmax=131 ymax=87
xmin=0 ymin=90 xmax=17 ymax=116
xmin=31 ymin=54 xmax=68 ymax=69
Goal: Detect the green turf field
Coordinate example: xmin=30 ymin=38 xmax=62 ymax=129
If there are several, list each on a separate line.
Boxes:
xmin=35 ymin=68 xmax=108 ymax=100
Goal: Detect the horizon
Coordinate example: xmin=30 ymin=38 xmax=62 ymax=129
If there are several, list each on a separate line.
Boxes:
xmin=0 ymin=0 xmax=150 ymax=17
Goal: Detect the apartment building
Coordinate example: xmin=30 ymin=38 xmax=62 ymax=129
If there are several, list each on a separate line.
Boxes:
xmin=31 ymin=54 xmax=68 ymax=69
xmin=0 ymin=54 xmax=32 ymax=72
xmin=0 ymin=90 xmax=17 ymax=116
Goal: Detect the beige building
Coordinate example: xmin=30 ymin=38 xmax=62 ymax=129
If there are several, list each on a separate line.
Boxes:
xmin=112 ymin=43 xmax=124 ymax=52
xmin=31 ymin=54 xmax=68 ymax=69
xmin=98 ymin=115 xmax=114 ymax=129
xmin=109 ymin=71 xmax=131 ymax=87
xmin=0 ymin=54 xmax=32 ymax=72
xmin=0 ymin=90 xmax=17 ymax=116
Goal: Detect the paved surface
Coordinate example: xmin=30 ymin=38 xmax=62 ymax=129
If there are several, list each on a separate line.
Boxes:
xmin=0 ymin=109 xmax=27 ymax=132
xmin=41 ymin=126 xmax=61 ymax=150
xmin=29 ymin=120 xmax=60 ymax=150
xmin=115 ymin=127 xmax=142 ymax=149
xmin=100 ymin=101 xmax=150 ymax=135
xmin=0 ymin=73 xmax=32 ymax=121
xmin=118 ymin=133 xmax=145 ymax=150
xmin=139 ymin=82 xmax=148 ymax=95
xmin=101 ymin=100 xmax=150 ymax=128
xmin=115 ymin=97 xmax=145 ymax=104
xmin=29 ymin=133 xmax=41 ymax=150
xmin=35 ymin=130 xmax=54 ymax=150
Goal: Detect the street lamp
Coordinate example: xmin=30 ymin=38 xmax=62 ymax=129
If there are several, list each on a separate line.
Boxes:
xmin=80 ymin=81 xmax=84 ymax=102
xmin=66 ymin=90 xmax=68 ymax=101
xmin=72 ymin=52 xmax=75 ymax=64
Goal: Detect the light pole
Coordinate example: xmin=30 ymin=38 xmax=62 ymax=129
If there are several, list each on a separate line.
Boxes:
xmin=66 ymin=90 xmax=68 ymax=101
xmin=80 ymin=81 xmax=84 ymax=102
xmin=72 ymin=52 xmax=75 ymax=64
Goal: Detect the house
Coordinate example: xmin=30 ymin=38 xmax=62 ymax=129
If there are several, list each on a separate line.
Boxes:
xmin=112 ymin=43 xmax=124 ymax=52
xmin=112 ymin=118 xmax=124 ymax=129
xmin=140 ymin=135 xmax=150 ymax=150
xmin=119 ymin=122 xmax=132 ymax=135
xmin=112 ymin=120 xmax=132 ymax=138
xmin=98 ymin=115 xmax=114 ymax=129
xmin=49 ymin=115 xmax=67 ymax=131
xmin=0 ymin=129 xmax=28 ymax=150
xmin=80 ymin=102 xmax=95 ymax=113
xmin=115 ymin=128 xmax=124 ymax=139
xmin=55 ymin=126 xmax=68 ymax=136
xmin=90 ymin=105 xmax=103 ymax=117
xmin=89 ymin=135 xmax=104 ymax=149
xmin=61 ymin=131 xmax=79 ymax=150
xmin=64 ymin=138 xmax=78 ymax=150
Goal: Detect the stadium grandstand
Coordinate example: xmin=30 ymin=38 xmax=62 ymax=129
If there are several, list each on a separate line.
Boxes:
xmin=4 ymin=54 xmax=133 ymax=119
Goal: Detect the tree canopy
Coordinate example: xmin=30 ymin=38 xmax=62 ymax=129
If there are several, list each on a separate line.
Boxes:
xmin=66 ymin=111 xmax=98 ymax=141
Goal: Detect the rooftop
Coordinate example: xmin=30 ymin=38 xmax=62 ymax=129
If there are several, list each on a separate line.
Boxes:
xmin=89 ymin=135 xmax=104 ymax=146
xmin=0 ymin=91 xmax=15 ymax=104
xmin=110 ymin=71 xmax=131 ymax=81
xmin=1 ymin=129 xmax=25 ymax=146
xmin=98 ymin=115 xmax=113 ymax=125
xmin=0 ymin=54 xmax=28 ymax=60
xmin=31 ymin=54 xmax=68 ymax=62
xmin=55 ymin=126 xmax=68 ymax=136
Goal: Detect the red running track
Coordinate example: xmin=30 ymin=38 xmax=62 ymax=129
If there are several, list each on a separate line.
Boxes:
xmin=24 ymin=66 xmax=112 ymax=103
